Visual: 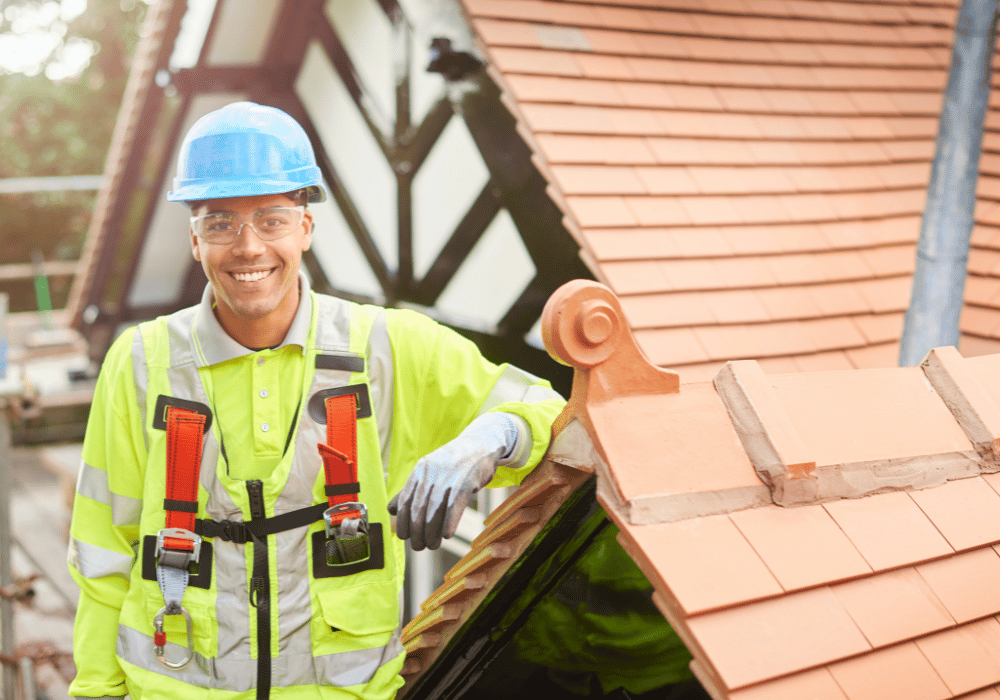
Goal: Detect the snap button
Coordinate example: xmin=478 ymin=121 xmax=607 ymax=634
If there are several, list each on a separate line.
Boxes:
xmin=261 ymin=423 xmax=270 ymax=432
xmin=259 ymin=389 xmax=268 ymax=398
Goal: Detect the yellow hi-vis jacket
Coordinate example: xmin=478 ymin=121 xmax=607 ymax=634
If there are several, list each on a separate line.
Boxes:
xmin=68 ymin=281 xmax=564 ymax=700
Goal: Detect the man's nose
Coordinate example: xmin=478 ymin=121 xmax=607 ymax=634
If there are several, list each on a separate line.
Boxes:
xmin=230 ymin=222 xmax=266 ymax=255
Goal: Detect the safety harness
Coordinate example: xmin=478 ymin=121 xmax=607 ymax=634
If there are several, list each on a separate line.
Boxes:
xmin=152 ymin=393 xmax=369 ymax=672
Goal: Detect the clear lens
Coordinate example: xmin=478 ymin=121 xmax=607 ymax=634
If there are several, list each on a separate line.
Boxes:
xmin=191 ymin=206 xmax=304 ymax=243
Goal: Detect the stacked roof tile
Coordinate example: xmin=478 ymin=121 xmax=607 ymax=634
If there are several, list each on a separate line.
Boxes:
xmin=458 ymin=0 xmax=1000 ymax=380
xmin=404 ymin=279 xmax=1000 ymax=697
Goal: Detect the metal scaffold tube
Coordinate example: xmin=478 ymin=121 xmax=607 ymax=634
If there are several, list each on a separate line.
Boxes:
xmin=0 ymin=292 xmax=14 ymax=700
xmin=900 ymin=0 xmax=1000 ymax=366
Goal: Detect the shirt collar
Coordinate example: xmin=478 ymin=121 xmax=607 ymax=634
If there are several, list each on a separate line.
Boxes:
xmin=192 ymin=272 xmax=313 ymax=367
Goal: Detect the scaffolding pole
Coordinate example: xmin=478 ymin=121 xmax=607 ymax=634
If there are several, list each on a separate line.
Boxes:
xmin=0 ymin=293 xmax=15 ymax=700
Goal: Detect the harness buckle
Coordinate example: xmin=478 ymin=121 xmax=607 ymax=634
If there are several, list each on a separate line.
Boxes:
xmin=323 ymin=502 xmax=370 ymax=566
xmin=154 ymin=605 xmax=195 ymax=670
xmin=155 ymin=528 xmax=202 ymax=571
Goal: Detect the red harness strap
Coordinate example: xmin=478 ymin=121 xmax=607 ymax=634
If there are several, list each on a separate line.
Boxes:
xmin=318 ymin=393 xmax=361 ymax=525
xmin=163 ymin=406 xmax=206 ymax=551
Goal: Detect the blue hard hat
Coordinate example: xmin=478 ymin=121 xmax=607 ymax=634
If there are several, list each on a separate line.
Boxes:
xmin=167 ymin=102 xmax=327 ymax=203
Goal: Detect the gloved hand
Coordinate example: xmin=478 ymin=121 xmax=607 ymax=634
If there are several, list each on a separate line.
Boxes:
xmin=387 ymin=412 xmax=528 ymax=551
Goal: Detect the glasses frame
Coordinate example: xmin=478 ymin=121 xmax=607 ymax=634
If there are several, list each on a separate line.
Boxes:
xmin=189 ymin=205 xmax=307 ymax=245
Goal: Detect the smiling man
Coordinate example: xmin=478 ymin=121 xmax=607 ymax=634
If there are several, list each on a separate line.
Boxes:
xmin=67 ymin=102 xmax=564 ymax=700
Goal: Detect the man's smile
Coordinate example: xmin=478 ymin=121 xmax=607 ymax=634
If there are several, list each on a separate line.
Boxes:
xmin=230 ymin=268 xmax=276 ymax=283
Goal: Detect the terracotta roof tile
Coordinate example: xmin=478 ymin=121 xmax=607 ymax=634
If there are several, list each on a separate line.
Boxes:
xmin=852 ymin=312 xmax=905 ymax=345
xmin=695 ymin=321 xmax=816 ymax=360
xmin=471 ymin=18 xmax=539 ymax=46
xmin=616 ymin=513 xmax=782 ymax=616
xmin=962 ymin=334 xmax=1000 ymax=357
xmin=619 ymin=292 xmax=716 ymax=328
xmin=757 ymin=286 xmax=824 ymax=320
xmin=624 ymin=196 xmax=695 ymax=225
xmin=728 ymin=668 xmax=849 ymax=700
xmin=505 ymin=75 xmax=624 ymax=106
xmin=766 ymin=253 xmax=828 ymax=285
xmin=917 ymin=620 xmax=1000 ymax=696
xmin=632 ymin=166 xmax=700 ymax=194
xmin=600 ymin=260 xmax=668 ymax=294
xmin=809 ymin=282 xmax=872 ymax=315
xmin=786 ymin=166 xmax=842 ymax=192
xmin=615 ymin=81 xmax=675 ymax=109
xmin=769 ymin=223 xmax=830 ymax=252
xmin=801 ymin=316 xmax=867 ymax=351
xmin=960 ymin=306 xmax=1000 ymax=337
xmin=744 ymin=140 xmax=803 ymax=164
xmin=793 ymin=350 xmax=856 ymax=372
xmin=703 ymin=289 xmax=771 ymax=324
xmin=668 ymin=227 xmax=733 ymax=256
xmin=910 ymin=477 xmax=1000 ymax=552
xmin=826 ymin=642 xmax=952 ymax=700
xmin=711 ymin=257 xmax=777 ymax=288
xmin=860 ymin=245 xmax=916 ymax=277
xmin=676 ymin=195 xmax=744 ymax=225
xmin=621 ymin=56 xmax=681 ymax=82
xmin=823 ymin=491 xmax=954 ymax=571
xmin=536 ymin=133 xmax=659 ymax=165
xmin=660 ymin=258 xmax=726 ymax=291
xmin=730 ymin=503 xmax=871 ymax=591
xmin=722 ymin=225 xmax=784 ymax=255
xmin=572 ymin=53 xmax=634 ymax=79
xmin=633 ymin=326 xmax=711 ymax=365
xmin=549 ymin=165 xmax=647 ymax=195
xmin=880 ymin=138 xmax=935 ymax=161
xmin=856 ymin=276 xmax=912 ymax=313
xmin=845 ymin=341 xmax=901 ymax=369
xmin=731 ymin=194 xmax=795 ymax=224
xmin=918 ymin=548 xmax=1000 ymax=623
xmin=849 ymin=90 xmax=902 ymax=115
xmin=776 ymin=193 xmax=839 ymax=222
xmin=686 ymin=586 xmax=871 ymax=688
xmin=490 ymin=47 xmax=581 ymax=75
xmin=967 ymin=249 xmax=1000 ymax=276
xmin=831 ymin=567 xmax=954 ymax=647
xmin=583 ymin=227 xmax=682 ymax=260
xmin=754 ymin=114 xmax=810 ymax=139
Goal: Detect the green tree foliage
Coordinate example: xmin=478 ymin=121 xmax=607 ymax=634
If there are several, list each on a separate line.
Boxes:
xmin=0 ymin=0 xmax=148 ymax=309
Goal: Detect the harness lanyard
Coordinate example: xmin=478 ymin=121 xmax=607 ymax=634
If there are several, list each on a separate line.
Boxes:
xmin=319 ymin=394 xmax=369 ymax=564
xmin=154 ymin=406 xmax=206 ymax=670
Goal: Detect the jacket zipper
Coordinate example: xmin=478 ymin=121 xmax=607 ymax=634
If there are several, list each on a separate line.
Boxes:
xmin=247 ymin=479 xmax=270 ymax=700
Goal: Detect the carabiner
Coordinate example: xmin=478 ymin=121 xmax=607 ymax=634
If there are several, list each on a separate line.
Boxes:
xmin=153 ymin=605 xmax=195 ymax=670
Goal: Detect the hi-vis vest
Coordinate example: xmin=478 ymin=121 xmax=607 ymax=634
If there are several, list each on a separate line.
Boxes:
xmin=115 ymin=295 xmax=417 ymax=699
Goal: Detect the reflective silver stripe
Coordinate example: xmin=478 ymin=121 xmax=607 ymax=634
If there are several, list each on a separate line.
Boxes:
xmin=478 ymin=365 xmax=559 ymax=415
xmin=367 ymin=310 xmax=394 ymax=480
xmin=131 ymin=326 xmax=150 ymax=452
xmin=117 ymin=623 xmax=395 ymax=690
xmin=68 ymin=538 xmax=133 ymax=580
xmin=312 ymin=292 xmax=353 ymax=353
xmin=75 ymin=461 xmax=141 ymax=527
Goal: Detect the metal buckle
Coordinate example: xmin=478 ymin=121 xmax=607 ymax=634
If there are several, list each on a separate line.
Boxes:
xmin=155 ymin=528 xmax=202 ymax=571
xmin=154 ymin=605 xmax=195 ymax=670
xmin=323 ymin=503 xmax=370 ymax=566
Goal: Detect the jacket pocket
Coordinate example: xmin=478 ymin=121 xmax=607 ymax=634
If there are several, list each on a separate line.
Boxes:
xmin=317 ymin=579 xmax=399 ymax=637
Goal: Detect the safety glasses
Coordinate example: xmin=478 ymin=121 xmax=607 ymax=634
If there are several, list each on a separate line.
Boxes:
xmin=190 ymin=205 xmax=306 ymax=245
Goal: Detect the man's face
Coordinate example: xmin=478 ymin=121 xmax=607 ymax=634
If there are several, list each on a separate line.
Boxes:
xmin=190 ymin=193 xmax=313 ymax=324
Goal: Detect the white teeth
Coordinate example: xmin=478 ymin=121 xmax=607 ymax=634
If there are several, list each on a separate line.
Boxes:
xmin=232 ymin=270 xmax=270 ymax=282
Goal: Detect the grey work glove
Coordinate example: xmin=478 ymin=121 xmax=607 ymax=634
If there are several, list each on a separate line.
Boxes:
xmin=387 ymin=412 xmax=529 ymax=551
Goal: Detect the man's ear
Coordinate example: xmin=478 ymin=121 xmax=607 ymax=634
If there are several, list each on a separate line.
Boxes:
xmin=301 ymin=211 xmax=313 ymax=252
xmin=191 ymin=228 xmax=201 ymax=261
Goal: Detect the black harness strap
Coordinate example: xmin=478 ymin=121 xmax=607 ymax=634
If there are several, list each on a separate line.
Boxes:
xmin=194 ymin=503 xmax=328 ymax=544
